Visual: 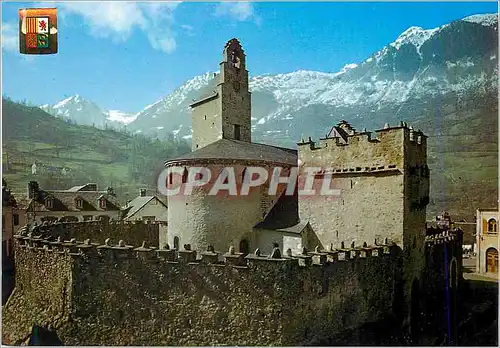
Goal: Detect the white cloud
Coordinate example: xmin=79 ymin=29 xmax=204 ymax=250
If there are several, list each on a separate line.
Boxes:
xmin=2 ymin=22 xmax=19 ymax=53
xmin=60 ymin=2 xmax=180 ymax=53
xmin=214 ymin=2 xmax=259 ymax=23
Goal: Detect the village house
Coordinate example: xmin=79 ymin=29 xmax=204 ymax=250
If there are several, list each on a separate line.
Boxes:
xmin=121 ymin=189 xmax=168 ymax=222
xmin=475 ymin=208 xmax=499 ymax=275
xmin=25 ymin=181 xmax=121 ymax=223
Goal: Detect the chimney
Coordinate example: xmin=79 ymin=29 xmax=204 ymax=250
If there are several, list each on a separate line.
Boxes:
xmin=140 ymin=189 xmax=147 ymax=197
xmin=28 ymin=181 xmax=39 ymax=199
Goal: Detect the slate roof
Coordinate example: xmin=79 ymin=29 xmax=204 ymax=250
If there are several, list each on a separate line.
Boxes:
xmin=275 ymin=221 xmax=311 ymax=234
xmin=27 ymin=189 xmax=120 ymax=212
xmin=165 ymin=139 xmax=298 ymax=166
xmin=327 ymin=125 xmax=349 ymax=142
xmin=190 ymin=74 xmax=220 ymax=107
xmin=122 ymin=195 xmax=168 ymax=220
xmin=254 ymin=190 xmax=300 ymax=230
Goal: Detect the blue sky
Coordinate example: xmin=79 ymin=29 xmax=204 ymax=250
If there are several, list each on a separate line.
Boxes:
xmin=2 ymin=1 xmax=497 ymax=112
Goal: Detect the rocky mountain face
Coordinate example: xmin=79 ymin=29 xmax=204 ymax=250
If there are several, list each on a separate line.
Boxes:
xmin=41 ymin=13 xmax=498 ymax=218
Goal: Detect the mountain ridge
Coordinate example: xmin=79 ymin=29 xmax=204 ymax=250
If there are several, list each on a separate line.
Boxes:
xmin=35 ymin=13 xmax=498 ymax=219
xmin=42 ymin=13 xmax=498 ymax=141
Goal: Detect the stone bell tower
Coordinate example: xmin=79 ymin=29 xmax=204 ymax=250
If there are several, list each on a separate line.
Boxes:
xmin=219 ymin=38 xmax=252 ymax=143
xmin=190 ymin=38 xmax=252 ymax=151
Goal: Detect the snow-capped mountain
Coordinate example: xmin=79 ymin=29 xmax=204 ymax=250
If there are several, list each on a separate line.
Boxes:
xmin=43 ymin=13 xmax=497 ymax=146
xmin=119 ymin=13 xmax=497 ymax=146
xmin=41 ymin=95 xmax=137 ymax=129
xmin=35 ymin=13 xmax=498 ymax=218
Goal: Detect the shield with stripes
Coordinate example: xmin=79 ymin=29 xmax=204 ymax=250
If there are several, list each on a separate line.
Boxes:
xmin=19 ymin=8 xmax=57 ymax=54
xmin=26 ymin=17 xmax=49 ymax=48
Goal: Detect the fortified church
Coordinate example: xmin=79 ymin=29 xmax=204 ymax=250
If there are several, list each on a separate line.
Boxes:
xmin=165 ymin=38 xmax=430 ymax=265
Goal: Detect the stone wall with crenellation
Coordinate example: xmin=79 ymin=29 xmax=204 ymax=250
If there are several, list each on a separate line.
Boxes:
xmin=26 ymin=220 xmax=161 ymax=248
xmin=2 ymin=234 xmax=403 ymax=346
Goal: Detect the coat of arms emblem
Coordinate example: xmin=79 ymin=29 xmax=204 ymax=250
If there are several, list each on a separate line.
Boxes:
xmin=19 ymin=8 xmax=58 ymax=54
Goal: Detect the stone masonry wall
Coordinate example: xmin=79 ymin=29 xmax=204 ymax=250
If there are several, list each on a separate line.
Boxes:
xmin=298 ymin=127 xmax=408 ymax=249
xmin=2 ymin=243 xmax=73 ymax=345
xmin=167 ymin=161 xmax=293 ymax=253
xmin=299 ymin=173 xmax=404 ymax=249
xmin=191 ymin=96 xmax=221 ymax=151
xmin=2 ymin=236 xmax=402 ymax=346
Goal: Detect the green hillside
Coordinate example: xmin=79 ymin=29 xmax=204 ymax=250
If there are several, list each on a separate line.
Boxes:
xmin=412 ymin=91 xmax=498 ymax=221
xmin=2 ymin=98 xmax=191 ymax=203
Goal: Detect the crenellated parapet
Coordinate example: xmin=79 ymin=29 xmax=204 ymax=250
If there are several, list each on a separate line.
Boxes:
xmin=298 ymin=121 xmax=426 ymax=149
xmin=13 ymin=233 xmax=399 ymax=270
xmin=424 ymin=229 xmax=461 ymax=246
xmin=16 ymin=218 xmax=162 ymax=248
xmin=298 ymin=121 xmax=427 ymax=171
xmin=6 ymin=231 xmax=403 ymax=346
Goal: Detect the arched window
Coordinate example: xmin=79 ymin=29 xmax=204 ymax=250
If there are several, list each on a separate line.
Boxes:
xmin=75 ymin=198 xmax=84 ymax=209
xmin=173 ymin=236 xmax=180 ymax=250
xmin=98 ymin=198 xmax=107 ymax=209
xmin=45 ymin=197 xmax=54 ymax=209
xmin=239 ymin=239 xmax=249 ymax=254
xmin=181 ymin=168 xmax=188 ymax=184
xmin=487 ymin=218 xmax=497 ymax=233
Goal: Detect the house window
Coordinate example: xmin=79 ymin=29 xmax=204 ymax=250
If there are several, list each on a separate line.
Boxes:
xmin=204 ymin=115 xmax=207 ymax=120
xmin=168 ymin=173 xmax=173 ymax=186
xmin=234 ymin=124 xmax=241 ymax=140
xmin=45 ymin=198 xmax=53 ymax=209
xmin=13 ymin=214 xmax=19 ymax=226
xmin=182 ymin=168 xmax=188 ymax=184
xmin=75 ymin=198 xmax=84 ymax=209
xmin=174 ymin=236 xmax=180 ymax=250
xmin=99 ymin=198 xmax=107 ymax=209
xmin=487 ymin=218 xmax=497 ymax=233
